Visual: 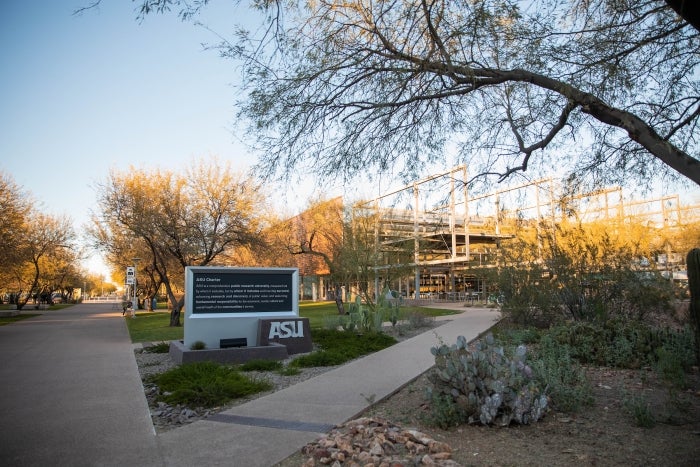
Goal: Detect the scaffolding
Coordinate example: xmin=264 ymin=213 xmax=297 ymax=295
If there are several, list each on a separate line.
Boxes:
xmin=356 ymin=166 xmax=700 ymax=303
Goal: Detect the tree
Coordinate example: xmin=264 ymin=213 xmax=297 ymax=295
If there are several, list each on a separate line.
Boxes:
xmin=275 ymin=198 xmax=346 ymax=310
xmin=0 ymin=171 xmax=31 ymax=266
xmin=5 ymin=214 xmax=78 ymax=310
xmin=219 ymin=0 xmax=700 ymax=190
xmin=91 ymin=158 xmax=266 ymax=326
xmin=496 ymin=215 xmax=676 ymax=325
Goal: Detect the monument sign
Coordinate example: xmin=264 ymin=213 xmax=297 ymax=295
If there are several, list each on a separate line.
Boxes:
xmin=184 ymin=266 xmax=300 ymax=350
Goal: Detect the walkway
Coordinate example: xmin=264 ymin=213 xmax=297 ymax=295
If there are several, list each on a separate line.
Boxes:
xmin=0 ymin=302 xmax=499 ymax=466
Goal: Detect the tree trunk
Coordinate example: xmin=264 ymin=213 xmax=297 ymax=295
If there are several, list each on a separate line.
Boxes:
xmin=163 ymin=282 xmax=182 ymax=327
xmin=687 ymin=248 xmax=700 ymax=363
xmin=665 ymin=0 xmax=700 ymax=32
xmin=334 ymin=285 xmax=346 ymax=315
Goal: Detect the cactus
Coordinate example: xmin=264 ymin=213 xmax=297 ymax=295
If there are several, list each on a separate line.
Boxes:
xmin=427 ymin=333 xmax=548 ymax=426
xmin=687 ymin=248 xmax=700 ymax=363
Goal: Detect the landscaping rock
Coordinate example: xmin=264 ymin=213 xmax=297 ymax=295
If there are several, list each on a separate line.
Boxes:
xmin=299 ymin=417 xmax=460 ymax=466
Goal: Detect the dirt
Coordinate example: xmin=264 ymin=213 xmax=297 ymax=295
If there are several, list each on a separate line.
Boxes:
xmin=277 ymin=365 xmax=700 ymax=466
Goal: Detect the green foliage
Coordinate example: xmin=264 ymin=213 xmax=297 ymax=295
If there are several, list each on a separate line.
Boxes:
xmin=530 ymin=335 xmax=594 ymax=412
xmin=290 ymin=329 xmax=396 ymax=368
xmin=427 ymin=392 xmax=469 ymax=430
xmin=0 ymin=313 xmax=41 ymax=326
xmin=124 ymin=311 xmax=183 ymax=343
xmin=655 ymin=346 xmax=688 ymax=390
xmin=623 ymin=393 xmax=655 ymax=428
xmin=239 ymin=359 xmax=283 ymax=372
xmin=277 ymin=366 xmax=302 ymax=376
xmin=152 ymin=361 xmax=273 ymax=407
xmin=492 ymin=325 xmax=542 ymax=345
xmin=144 ymin=341 xmax=170 ymax=354
xmin=547 ymin=320 xmax=697 ymax=370
xmin=427 ymin=333 xmax=548 ymax=426
xmin=190 ymin=340 xmax=206 ymax=350
xmin=347 ymin=296 xmax=383 ymax=333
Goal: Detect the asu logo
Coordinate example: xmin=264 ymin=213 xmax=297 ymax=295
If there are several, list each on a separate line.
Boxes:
xmin=268 ymin=320 xmax=305 ymax=339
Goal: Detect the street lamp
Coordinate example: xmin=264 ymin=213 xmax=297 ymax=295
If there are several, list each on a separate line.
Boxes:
xmin=131 ymin=257 xmax=141 ymax=318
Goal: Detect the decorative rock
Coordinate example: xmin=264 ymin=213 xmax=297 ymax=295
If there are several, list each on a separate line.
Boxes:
xmin=299 ymin=417 xmax=461 ymax=466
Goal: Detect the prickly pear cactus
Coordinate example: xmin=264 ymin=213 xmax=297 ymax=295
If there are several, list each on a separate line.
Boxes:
xmin=427 ymin=333 xmax=548 ymax=426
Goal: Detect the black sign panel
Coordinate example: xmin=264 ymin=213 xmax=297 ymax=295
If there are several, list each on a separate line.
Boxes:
xmin=192 ymin=271 xmax=293 ymax=314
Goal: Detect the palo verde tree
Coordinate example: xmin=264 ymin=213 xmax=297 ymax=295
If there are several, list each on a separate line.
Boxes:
xmin=116 ymin=0 xmax=700 ymax=189
xmin=232 ymin=0 xmax=700 ymax=189
xmin=91 ymin=158 xmax=266 ymax=326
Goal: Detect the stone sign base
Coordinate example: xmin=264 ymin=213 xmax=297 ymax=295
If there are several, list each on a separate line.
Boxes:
xmin=169 ymin=340 xmax=288 ymax=365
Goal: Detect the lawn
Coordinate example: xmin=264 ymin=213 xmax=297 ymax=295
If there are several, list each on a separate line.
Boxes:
xmin=124 ymin=301 xmax=462 ymax=343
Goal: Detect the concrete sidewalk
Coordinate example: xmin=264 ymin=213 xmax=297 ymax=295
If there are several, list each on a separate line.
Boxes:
xmin=0 ymin=302 xmax=499 ymax=467
xmin=0 ymin=303 xmax=163 ymax=467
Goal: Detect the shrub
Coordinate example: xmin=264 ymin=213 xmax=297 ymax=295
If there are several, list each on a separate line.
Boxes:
xmin=623 ymin=393 xmax=655 ymax=428
xmin=546 ymin=320 xmax=697 ymax=370
xmin=427 ymin=334 xmax=548 ymax=426
xmin=144 ymin=341 xmax=170 ymax=354
xmin=190 ymin=340 xmax=206 ymax=350
xmin=530 ymin=335 xmax=594 ymax=412
xmin=152 ymin=361 xmax=272 ymax=407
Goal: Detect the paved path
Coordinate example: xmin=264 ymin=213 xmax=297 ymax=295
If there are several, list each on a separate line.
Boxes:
xmin=0 ymin=302 xmax=499 ymax=466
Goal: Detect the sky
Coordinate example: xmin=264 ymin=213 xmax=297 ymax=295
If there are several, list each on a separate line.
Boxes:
xmin=0 ymin=1 xmax=342 ymax=278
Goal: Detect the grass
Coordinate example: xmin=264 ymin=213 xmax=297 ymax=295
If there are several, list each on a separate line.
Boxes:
xmin=125 ymin=311 xmax=184 ymax=342
xmin=123 ymin=301 xmax=460 ymax=343
xmin=0 ymin=313 xmax=41 ymax=326
xmin=151 ymin=361 xmax=273 ymax=407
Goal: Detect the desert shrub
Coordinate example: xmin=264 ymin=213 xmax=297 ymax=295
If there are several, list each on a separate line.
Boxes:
xmin=547 ymin=320 xmax=697 ymax=370
xmin=144 ymin=341 xmax=170 ymax=353
xmin=427 ymin=334 xmax=548 ymax=427
xmin=152 ymin=361 xmax=272 ymax=407
xmin=623 ymin=393 xmax=655 ymax=428
xmin=655 ymin=346 xmax=688 ymax=390
xmin=493 ymin=325 xmax=542 ymax=345
xmin=530 ymin=335 xmax=594 ymax=412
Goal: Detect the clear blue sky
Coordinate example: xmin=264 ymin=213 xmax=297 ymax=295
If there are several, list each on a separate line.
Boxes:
xmin=0 ymin=1 xmax=335 ymax=277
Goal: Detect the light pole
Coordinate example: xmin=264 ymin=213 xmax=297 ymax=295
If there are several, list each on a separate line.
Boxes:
xmin=131 ymin=257 xmax=141 ymax=318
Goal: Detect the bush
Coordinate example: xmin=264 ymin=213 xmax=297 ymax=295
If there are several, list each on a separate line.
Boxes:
xmin=144 ymin=341 xmax=170 ymax=354
xmin=547 ymin=320 xmax=697 ymax=370
xmin=190 ymin=340 xmax=206 ymax=350
xmin=623 ymin=393 xmax=655 ymax=428
xmin=530 ymin=335 xmax=594 ymax=412
xmin=152 ymin=361 xmax=272 ymax=407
